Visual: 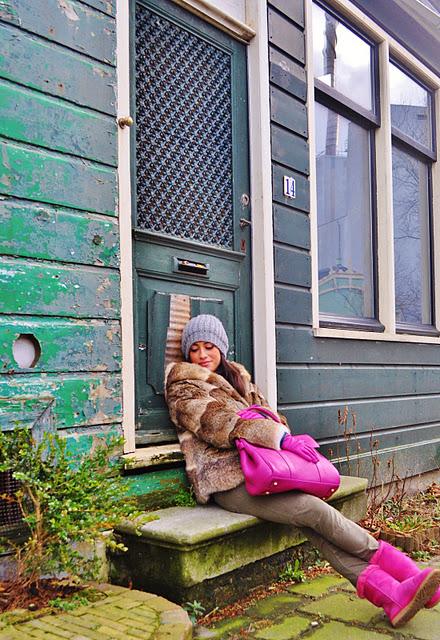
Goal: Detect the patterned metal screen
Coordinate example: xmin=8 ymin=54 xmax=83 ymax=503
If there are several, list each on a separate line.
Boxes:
xmin=0 ymin=470 xmax=22 ymax=532
xmin=135 ymin=4 xmax=234 ymax=248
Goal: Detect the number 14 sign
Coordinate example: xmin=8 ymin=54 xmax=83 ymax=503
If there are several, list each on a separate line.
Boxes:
xmin=283 ymin=175 xmax=296 ymax=199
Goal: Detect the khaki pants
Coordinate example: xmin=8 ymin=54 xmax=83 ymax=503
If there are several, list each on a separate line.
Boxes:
xmin=214 ymin=483 xmax=379 ymax=586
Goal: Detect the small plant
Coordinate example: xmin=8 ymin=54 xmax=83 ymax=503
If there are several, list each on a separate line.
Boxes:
xmin=0 ymin=427 xmax=140 ymax=610
xmin=411 ymin=550 xmax=432 ymax=562
xmin=279 ymin=558 xmax=306 ymax=583
xmin=386 ymin=514 xmax=429 ymax=534
xmin=172 ymin=486 xmax=197 ymax=507
xmin=48 ymin=593 xmax=90 ymax=611
xmin=184 ymin=599 xmax=205 ymax=623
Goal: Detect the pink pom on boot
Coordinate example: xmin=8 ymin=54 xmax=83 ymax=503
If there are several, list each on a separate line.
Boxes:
xmin=357 ymin=564 xmax=440 ymax=627
xmin=370 ymin=540 xmax=440 ymax=609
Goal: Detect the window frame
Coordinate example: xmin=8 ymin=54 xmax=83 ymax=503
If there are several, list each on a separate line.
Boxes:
xmin=306 ymin=0 xmax=440 ymax=344
xmin=312 ymin=0 xmax=382 ymax=331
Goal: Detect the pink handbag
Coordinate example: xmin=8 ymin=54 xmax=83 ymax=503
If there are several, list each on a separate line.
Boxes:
xmin=236 ymin=405 xmax=340 ymax=499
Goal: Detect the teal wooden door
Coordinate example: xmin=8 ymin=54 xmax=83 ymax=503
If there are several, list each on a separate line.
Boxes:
xmin=132 ymin=0 xmax=252 ymax=443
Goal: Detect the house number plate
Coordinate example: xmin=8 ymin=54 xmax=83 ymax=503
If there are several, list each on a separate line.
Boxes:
xmin=283 ymin=175 xmax=296 ymax=199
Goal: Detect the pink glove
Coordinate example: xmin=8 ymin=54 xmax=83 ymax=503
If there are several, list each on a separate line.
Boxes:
xmin=281 ymin=433 xmax=320 ymax=463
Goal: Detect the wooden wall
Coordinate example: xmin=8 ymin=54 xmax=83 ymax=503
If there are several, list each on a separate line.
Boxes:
xmin=0 ymin=0 xmax=122 ymax=448
xmin=268 ymin=0 xmax=440 ymax=483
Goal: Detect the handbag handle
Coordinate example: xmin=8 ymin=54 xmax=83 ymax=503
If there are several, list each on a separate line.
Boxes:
xmin=240 ymin=404 xmax=281 ymax=423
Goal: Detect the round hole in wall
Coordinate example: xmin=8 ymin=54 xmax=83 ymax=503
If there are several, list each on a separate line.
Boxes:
xmin=12 ymin=334 xmax=41 ymax=368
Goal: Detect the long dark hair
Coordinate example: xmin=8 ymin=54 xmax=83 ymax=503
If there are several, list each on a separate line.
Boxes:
xmin=216 ymin=353 xmax=246 ymax=398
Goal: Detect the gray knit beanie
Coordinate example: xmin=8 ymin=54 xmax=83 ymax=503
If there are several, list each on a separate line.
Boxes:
xmin=181 ymin=314 xmax=229 ymax=360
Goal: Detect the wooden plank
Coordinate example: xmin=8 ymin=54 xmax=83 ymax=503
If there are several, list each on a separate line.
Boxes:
xmin=269 ymin=47 xmax=306 ymax=101
xmin=280 ymin=395 xmax=440 ymax=440
xmin=276 ymin=326 xmax=440 ymax=365
xmin=273 ymin=204 xmax=310 ymax=250
xmin=0 ymin=398 xmax=54 ymax=432
xmin=275 ymin=286 xmax=312 ymax=325
xmin=0 ymin=258 xmax=120 ymax=318
xmin=271 ymin=86 xmax=307 ymax=137
xmin=321 ymin=422 xmax=440 ymax=462
xmin=269 ymin=0 xmax=304 ymax=27
xmin=0 ymin=316 xmax=120 ymax=373
xmin=78 ymin=0 xmax=115 ymax=17
xmin=331 ymin=441 xmax=440 ymax=487
xmin=0 ymin=23 xmax=116 ymax=114
xmin=0 ymin=141 xmax=117 ymax=215
xmin=271 ymin=124 xmax=309 ymax=174
xmin=0 ymin=81 xmax=116 ymax=166
xmin=0 ymin=373 xmax=122 ymax=429
xmin=274 ymin=245 xmax=311 ymax=287
xmin=268 ymin=9 xmax=305 ymax=64
xmin=0 ymin=199 xmax=119 ymax=267
xmin=272 ymin=163 xmax=310 ymax=212
xmin=1 ymin=0 xmax=115 ymax=65
xmin=277 ymin=365 xmax=440 ymax=403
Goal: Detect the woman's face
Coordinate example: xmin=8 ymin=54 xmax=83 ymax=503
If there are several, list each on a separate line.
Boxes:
xmin=188 ymin=341 xmax=221 ymax=372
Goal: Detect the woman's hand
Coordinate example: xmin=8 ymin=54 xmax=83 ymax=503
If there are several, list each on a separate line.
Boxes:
xmin=281 ymin=433 xmax=320 ymax=462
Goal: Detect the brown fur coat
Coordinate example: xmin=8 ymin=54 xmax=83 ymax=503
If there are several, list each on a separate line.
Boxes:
xmin=164 ymin=361 xmax=289 ymax=504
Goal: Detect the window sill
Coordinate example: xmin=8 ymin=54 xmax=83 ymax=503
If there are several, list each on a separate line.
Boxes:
xmin=314 ymin=326 xmax=440 ymax=344
xmin=122 ymin=444 xmax=183 ymax=471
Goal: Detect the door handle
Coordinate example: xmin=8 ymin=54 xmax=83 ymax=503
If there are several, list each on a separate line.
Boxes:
xmin=239 ymin=218 xmax=251 ymax=229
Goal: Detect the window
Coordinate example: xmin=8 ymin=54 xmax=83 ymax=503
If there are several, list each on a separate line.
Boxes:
xmin=311 ymin=1 xmax=438 ymax=337
xmin=312 ymin=2 xmax=380 ymax=330
xmin=390 ymin=63 xmax=435 ymax=333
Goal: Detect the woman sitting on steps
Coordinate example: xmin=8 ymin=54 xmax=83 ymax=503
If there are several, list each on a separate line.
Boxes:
xmin=164 ymin=314 xmax=440 ymax=628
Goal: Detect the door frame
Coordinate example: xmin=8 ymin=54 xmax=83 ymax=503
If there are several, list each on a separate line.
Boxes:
xmin=116 ymin=0 xmax=277 ymax=453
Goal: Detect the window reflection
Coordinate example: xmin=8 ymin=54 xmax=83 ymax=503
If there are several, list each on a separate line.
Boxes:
xmin=315 ymin=103 xmax=374 ymax=319
xmin=313 ymin=2 xmax=373 ymax=111
xmin=392 ymin=146 xmax=431 ymax=325
xmin=390 ymin=63 xmax=432 ymax=149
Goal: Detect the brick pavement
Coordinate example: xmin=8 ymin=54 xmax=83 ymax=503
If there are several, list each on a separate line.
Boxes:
xmin=0 ymin=585 xmax=192 ymax=640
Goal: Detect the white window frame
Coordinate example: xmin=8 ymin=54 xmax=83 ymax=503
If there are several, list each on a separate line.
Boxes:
xmin=306 ymin=0 xmax=440 ymax=344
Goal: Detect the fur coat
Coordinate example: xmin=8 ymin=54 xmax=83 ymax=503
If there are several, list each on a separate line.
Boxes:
xmin=164 ymin=360 xmax=290 ymax=504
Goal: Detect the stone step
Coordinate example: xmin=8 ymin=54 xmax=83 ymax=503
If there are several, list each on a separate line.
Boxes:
xmin=110 ymin=476 xmax=368 ymax=609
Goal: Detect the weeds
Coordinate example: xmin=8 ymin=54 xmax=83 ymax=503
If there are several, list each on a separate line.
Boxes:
xmin=172 ymin=487 xmax=197 ymax=507
xmin=48 ymin=593 xmax=90 ymax=611
xmin=184 ymin=600 xmax=206 ymax=623
xmin=278 ymin=559 xmax=306 ymax=583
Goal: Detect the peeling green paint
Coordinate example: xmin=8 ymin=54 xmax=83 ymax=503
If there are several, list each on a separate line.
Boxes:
xmin=0 ymin=316 xmax=121 ymax=373
xmin=0 ymin=0 xmax=124 ymax=471
xmin=0 ymin=0 xmax=19 ymax=23
xmin=0 ymin=23 xmax=116 ymax=114
xmin=122 ymin=468 xmax=189 ymax=510
xmin=0 ymin=373 xmax=122 ymax=429
xmin=0 ymin=141 xmax=117 ymax=215
xmin=0 ymin=258 xmax=120 ymax=318
xmin=0 ymin=0 xmax=116 ymax=65
xmin=0 ymin=199 xmax=119 ymax=266
xmin=0 ymin=82 xmax=117 ymax=165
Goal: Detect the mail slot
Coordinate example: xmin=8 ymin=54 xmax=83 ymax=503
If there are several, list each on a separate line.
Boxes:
xmin=173 ymin=257 xmax=210 ymax=277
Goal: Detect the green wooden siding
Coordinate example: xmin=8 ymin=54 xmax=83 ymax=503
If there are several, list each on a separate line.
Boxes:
xmin=0 ymin=201 xmax=119 ymax=267
xmin=0 ymin=23 xmax=116 ymax=114
xmin=0 ymin=0 xmax=122 ymax=442
xmin=269 ymin=0 xmax=440 ymax=485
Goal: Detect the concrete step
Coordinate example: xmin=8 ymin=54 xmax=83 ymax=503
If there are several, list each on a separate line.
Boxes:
xmin=110 ymin=476 xmax=368 ymax=609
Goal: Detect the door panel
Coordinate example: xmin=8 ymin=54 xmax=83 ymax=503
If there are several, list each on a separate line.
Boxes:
xmin=132 ymin=0 xmax=252 ymax=444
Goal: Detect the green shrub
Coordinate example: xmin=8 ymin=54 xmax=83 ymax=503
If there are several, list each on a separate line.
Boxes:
xmin=0 ymin=428 xmax=141 ymax=591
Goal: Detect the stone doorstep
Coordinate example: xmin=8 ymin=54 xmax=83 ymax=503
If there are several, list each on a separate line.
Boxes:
xmin=112 ymin=476 xmax=368 ymax=599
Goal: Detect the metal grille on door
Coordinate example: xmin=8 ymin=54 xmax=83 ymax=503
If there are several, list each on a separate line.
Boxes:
xmin=135 ymin=4 xmax=234 ymax=247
